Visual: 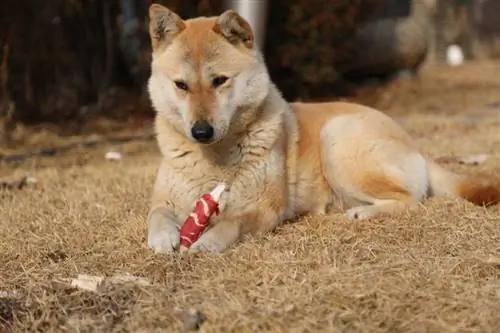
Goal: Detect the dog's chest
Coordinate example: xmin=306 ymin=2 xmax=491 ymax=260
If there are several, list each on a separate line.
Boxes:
xmin=164 ymin=148 xmax=248 ymax=219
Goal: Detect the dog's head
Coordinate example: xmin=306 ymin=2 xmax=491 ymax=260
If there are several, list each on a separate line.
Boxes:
xmin=147 ymin=4 xmax=270 ymax=144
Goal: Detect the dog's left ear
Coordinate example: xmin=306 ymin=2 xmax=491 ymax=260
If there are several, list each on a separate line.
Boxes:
xmin=213 ymin=10 xmax=254 ymax=49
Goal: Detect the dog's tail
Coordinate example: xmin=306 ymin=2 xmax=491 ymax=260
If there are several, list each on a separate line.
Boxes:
xmin=427 ymin=159 xmax=500 ymax=206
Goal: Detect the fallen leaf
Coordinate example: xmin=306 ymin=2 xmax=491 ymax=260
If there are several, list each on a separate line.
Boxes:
xmin=66 ymin=273 xmax=151 ymax=292
xmin=105 ymin=151 xmax=123 ymax=161
xmin=70 ymin=274 xmax=104 ymax=292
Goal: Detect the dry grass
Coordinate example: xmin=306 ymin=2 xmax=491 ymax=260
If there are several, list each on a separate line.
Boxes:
xmin=2 ymin=62 xmax=500 ymax=333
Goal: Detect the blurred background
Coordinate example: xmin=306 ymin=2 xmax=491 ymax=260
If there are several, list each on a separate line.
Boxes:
xmin=0 ymin=0 xmax=500 ymax=152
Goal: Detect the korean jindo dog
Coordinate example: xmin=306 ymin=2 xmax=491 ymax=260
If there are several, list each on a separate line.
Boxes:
xmin=146 ymin=4 xmax=500 ymax=253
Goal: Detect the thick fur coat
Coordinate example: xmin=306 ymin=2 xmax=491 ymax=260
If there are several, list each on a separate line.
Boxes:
xmin=146 ymin=4 xmax=500 ymax=253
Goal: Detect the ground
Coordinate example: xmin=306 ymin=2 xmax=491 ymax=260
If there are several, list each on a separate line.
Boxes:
xmin=2 ymin=61 xmax=500 ymax=333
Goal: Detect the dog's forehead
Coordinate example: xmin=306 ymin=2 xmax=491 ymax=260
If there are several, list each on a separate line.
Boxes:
xmin=154 ymin=16 xmax=252 ymax=78
xmin=178 ymin=17 xmax=222 ymax=63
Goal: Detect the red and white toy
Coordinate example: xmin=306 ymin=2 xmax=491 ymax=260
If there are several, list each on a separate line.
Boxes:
xmin=179 ymin=183 xmax=226 ymax=251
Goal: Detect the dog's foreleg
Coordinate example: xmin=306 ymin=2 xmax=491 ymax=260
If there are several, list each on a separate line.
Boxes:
xmin=188 ymin=208 xmax=281 ymax=253
xmin=188 ymin=218 xmax=242 ymax=253
xmin=147 ymin=206 xmax=182 ymax=253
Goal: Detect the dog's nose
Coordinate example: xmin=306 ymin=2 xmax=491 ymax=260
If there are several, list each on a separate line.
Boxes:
xmin=191 ymin=121 xmax=215 ymax=143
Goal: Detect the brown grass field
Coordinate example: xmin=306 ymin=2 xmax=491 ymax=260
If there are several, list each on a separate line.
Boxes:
xmin=2 ymin=61 xmax=500 ymax=332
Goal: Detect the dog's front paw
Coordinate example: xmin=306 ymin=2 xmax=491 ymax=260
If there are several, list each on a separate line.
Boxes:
xmin=148 ymin=225 xmax=180 ymax=253
xmin=346 ymin=205 xmax=378 ymax=220
xmin=189 ymin=234 xmax=228 ymax=253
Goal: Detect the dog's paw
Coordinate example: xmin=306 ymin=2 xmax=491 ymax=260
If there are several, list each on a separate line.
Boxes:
xmin=346 ymin=205 xmax=378 ymax=220
xmin=148 ymin=226 xmax=180 ymax=253
xmin=189 ymin=235 xmax=228 ymax=253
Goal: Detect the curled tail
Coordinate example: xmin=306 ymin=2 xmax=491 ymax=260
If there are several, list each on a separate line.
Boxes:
xmin=427 ymin=160 xmax=500 ymax=207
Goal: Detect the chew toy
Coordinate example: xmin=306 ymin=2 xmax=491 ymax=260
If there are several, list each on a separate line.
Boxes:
xmin=179 ymin=183 xmax=226 ymax=251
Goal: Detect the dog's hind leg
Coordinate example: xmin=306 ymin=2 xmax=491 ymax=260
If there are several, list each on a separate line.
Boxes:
xmin=345 ymin=198 xmax=419 ymax=220
xmin=319 ymin=114 xmax=429 ymax=220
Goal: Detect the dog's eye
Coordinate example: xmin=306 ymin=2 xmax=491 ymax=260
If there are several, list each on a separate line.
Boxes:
xmin=212 ymin=76 xmax=229 ymax=88
xmin=174 ymin=80 xmax=189 ymax=91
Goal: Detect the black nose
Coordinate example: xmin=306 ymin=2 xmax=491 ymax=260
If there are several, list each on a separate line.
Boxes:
xmin=191 ymin=121 xmax=215 ymax=143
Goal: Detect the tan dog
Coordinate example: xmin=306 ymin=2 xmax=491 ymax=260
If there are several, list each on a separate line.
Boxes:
xmin=146 ymin=4 xmax=500 ymax=253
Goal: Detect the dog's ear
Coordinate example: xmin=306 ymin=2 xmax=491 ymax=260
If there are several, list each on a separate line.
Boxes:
xmin=149 ymin=4 xmax=186 ymax=51
xmin=213 ymin=10 xmax=254 ymax=49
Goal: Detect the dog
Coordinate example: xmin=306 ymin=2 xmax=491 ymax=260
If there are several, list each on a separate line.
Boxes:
xmin=145 ymin=3 xmax=500 ymax=253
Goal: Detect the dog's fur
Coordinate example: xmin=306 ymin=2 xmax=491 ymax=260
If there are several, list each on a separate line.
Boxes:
xmin=146 ymin=4 xmax=500 ymax=253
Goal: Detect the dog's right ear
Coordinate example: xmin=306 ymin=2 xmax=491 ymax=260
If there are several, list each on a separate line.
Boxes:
xmin=149 ymin=4 xmax=186 ymax=51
